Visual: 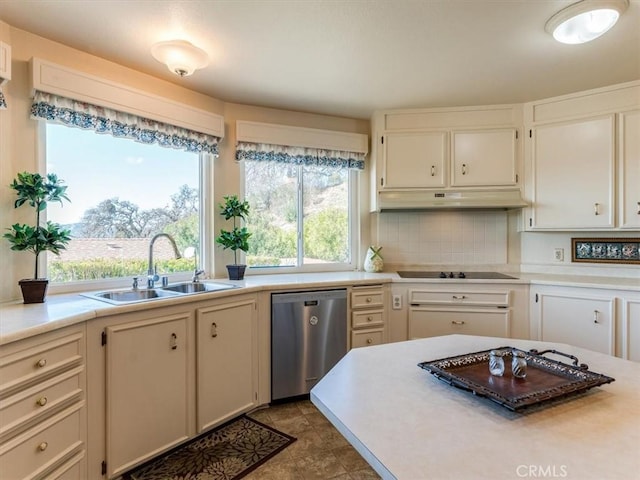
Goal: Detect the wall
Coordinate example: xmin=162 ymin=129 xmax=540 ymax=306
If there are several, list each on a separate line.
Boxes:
xmin=0 ymin=24 xmax=369 ymax=301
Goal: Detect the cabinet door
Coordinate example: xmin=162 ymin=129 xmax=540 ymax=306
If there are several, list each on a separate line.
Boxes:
xmin=538 ymin=293 xmax=614 ymax=355
xmin=196 ymin=297 xmax=257 ymax=432
xmin=451 ymin=129 xmax=517 ymax=186
xmin=105 ymin=313 xmax=190 ymax=478
xmin=619 ymin=110 xmax=640 ymax=229
xmin=531 ymin=116 xmax=615 ymax=229
xmin=382 ymin=131 xmax=447 ymax=188
xmin=408 ymin=308 xmax=510 ymax=340
xmin=622 ymin=298 xmax=640 ymax=362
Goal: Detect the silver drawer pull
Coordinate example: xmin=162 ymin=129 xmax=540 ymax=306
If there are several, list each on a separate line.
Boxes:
xmin=37 ymin=442 xmax=48 ymax=452
xmin=35 ymin=358 xmax=47 ymax=368
xmin=36 ymin=397 xmax=48 ymax=407
xmin=170 ymin=333 xmax=178 ymax=350
xmin=451 ymin=321 xmax=465 ymax=325
xmin=211 ymin=322 xmax=218 ymax=337
xmin=593 ymin=310 xmax=600 ymax=324
xmin=462 ymin=164 xmax=467 ymax=175
xmin=452 ymin=295 xmax=466 ymax=300
xmin=637 ymin=201 xmax=640 ymax=215
xmin=594 ymin=203 xmax=600 ymax=215
xmin=366 ymin=338 xmax=373 ymax=344
xmin=431 ymin=165 xmax=436 ymax=176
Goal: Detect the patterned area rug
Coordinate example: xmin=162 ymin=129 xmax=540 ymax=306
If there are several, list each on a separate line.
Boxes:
xmin=125 ymin=415 xmax=296 ymax=480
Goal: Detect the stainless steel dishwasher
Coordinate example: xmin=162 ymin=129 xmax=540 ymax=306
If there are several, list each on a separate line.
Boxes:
xmin=271 ymin=289 xmax=347 ymax=401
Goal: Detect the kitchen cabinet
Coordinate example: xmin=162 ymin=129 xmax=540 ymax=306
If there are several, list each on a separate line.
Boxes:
xmin=196 ymin=295 xmax=258 ymax=432
xmin=529 ymin=115 xmax=615 ymax=229
xmin=530 ymin=286 xmax=615 ymax=356
xmin=621 ymin=294 xmax=640 ymax=362
xmin=382 ymin=131 xmax=447 ymax=189
xmin=0 ymin=41 xmax=10 ymax=81
xmin=350 ymin=285 xmax=387 ymax=348
xmin=103 ymin=311 xmax=192 ymax=478
xmin=370 ymin=105 xmax=523 ymax=211
xmin=619 ymin=110 xmax=640 ymax=229
xmin=450 ymin=129 xmax=517 ymax=186
xmin=524 ymin=81 xmax=640 ymax=231
xmin=0 ymin=324 xmax=86 ymax=479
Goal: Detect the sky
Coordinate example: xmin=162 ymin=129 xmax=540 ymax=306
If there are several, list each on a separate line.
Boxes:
xmin=46 ymin=123 xmax=199 ymax=224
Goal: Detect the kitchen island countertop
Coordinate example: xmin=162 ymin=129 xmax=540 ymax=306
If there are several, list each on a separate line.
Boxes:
xmin=311 ymin=334 xmax=640 ymax=480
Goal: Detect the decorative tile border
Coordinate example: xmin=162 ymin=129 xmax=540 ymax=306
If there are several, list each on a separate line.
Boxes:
xmin=572 ymin=238 xmax=640 ymax=264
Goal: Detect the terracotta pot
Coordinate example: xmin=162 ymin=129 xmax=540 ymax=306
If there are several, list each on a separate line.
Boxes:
xmin=19 ymin=279 xmax=49 ymax=304
xmin=226 ymin=265 xmax=247 ymax=281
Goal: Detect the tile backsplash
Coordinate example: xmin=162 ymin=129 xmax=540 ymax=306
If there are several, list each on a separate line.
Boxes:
xmin=374 ymin=211 xmax=508 ymax=267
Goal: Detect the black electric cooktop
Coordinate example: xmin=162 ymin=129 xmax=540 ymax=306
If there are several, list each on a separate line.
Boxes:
xmin=397 ymin=271 xmax=518 ymax=280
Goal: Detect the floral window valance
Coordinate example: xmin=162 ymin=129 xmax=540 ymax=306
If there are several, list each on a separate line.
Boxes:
xmin=30 ymin=91 xmax=220 ymax=155
xmin=235 ymin=141 xmax=365 ymax=171
xmin=0 ymin=87 xmax=6 ymax=110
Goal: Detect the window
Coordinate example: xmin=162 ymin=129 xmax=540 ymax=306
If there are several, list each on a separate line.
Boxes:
xmin=244 ymin=160 xmax=355 ymax=270
xmin=45 ymin=123 xmax=202 ymax=283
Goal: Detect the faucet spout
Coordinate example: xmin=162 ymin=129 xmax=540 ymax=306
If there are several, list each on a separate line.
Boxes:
xmin=148 ymin=233 xmax=181 ymax=288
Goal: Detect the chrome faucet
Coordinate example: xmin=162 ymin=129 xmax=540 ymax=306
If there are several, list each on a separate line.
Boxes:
xmin=147 ymin=233 xmax=181 ymax=288
xmin=191 ymin=248 xmax=204 ymax=282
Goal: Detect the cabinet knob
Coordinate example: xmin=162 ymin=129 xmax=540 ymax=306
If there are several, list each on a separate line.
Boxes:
xmin=36 ymin=397 xmax=48 ymax=407
xmin=451 ymin=321 xmax=465 ymax=325
xmin=366 ymin=297 xmax=372 ymax=303
xmin=366 ymin=338 xmax=373 ymax=344
xmin=37 ymin=442 xmax=48 ymax=452
xmin=35 ymin=358 xmax=47 ymax=368
xmin=211 ymin=322 xmax=218 ymax=338
xmin=594 ymin=203 xmax=600 ymax=215
xmin=367 ymin=316 xmax=373 ymax=322
xmin=462 ymin=164 xmax=467 ymax=175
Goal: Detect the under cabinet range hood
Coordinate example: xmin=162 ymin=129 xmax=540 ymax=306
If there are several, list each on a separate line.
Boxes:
xmin=377 ymin=189 xmax=528 ymax=211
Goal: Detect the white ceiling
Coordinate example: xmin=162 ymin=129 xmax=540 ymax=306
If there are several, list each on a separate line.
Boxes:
xmin=1 ymin=0 xmax=639 ymax=119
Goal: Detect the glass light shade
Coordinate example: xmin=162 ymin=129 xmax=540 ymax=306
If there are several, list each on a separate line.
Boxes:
xmin=545 ymin=0 xmax=629 ymax=44
xmin=151 ymin=40 xmax=209 ymax=77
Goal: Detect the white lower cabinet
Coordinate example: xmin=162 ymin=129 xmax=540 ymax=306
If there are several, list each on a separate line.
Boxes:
xmin=350 ymin=285 xmax=387 ymax=348
xmin=621 ymin=293 xmax=640 ymax=361
xmin=409 ymin=308 xmax=510 ymax=339
xmin=196 ymin=295 xmax=258 ymax=432
xmin=104 ymin=312 xmax=192 ymax=478
xmin=530 ymin=286 xmax=616 ymax=356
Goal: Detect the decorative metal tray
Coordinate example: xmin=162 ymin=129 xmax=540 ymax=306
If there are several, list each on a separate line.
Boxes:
xmin=418 ymin=347 xmax=615 ymax=411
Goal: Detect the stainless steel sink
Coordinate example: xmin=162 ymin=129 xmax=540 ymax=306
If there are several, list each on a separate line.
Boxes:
xmin=82 ymin=282 xmax=236 ymax=305
xmin=162 ymin=282 xmax=236 ymax=294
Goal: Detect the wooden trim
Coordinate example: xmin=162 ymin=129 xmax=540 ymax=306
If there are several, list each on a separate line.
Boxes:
xmin=30 ymin=57 xmax=224 ymax=138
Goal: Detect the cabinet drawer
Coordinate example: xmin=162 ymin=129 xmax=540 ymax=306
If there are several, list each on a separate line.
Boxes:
xmin=409 ymin=309 xmax=510 ymax=339
xmin=0 ymin=332 xmax=83 ymax=396
xmin=0 ymin=404 xmax=84 ymax=480
xmin=0 ymin=367 xmax=83 ymax=441
xmin=351 ymin=289 xmax=384 ymax=309
xmin=351 ymin=329 xmax=384 ymax=348
xmin=351 ymin=310 xmax=384 ymax=329
xmin=410 ymin=290 xmax=509 ymax=307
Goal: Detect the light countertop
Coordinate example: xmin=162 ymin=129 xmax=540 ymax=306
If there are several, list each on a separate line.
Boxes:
xmin=1 ymin=270 xmax=638 ymax=345
xmin=311 ymin=334 xmax=640 ymax=480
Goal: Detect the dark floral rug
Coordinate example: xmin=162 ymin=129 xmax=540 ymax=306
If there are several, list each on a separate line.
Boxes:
xmin=125 ymin=415 xmax=296 ymax=480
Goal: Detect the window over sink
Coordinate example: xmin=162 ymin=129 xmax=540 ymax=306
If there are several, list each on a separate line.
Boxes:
xmin=45 ymin=123 xmax=204 ymax=284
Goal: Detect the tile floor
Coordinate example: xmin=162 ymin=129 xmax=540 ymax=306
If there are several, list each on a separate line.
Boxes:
xmin=245 ymin=399 xmax=381 ymax=480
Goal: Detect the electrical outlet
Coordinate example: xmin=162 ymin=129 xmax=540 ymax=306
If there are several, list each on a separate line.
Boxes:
xmin=392 ymin=294 xmax=402 ymax=310
xmin=554 ymin=248 xmax=564 ymax=262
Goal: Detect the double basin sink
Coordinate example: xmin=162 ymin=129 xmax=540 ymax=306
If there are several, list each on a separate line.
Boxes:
xmin=83 ymin=281 xmax=237 ymax=305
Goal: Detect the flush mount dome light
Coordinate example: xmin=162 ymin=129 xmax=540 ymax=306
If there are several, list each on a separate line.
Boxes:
xmin=545 ymin=0 xmax=629 ymax=44
xmin=151 ymin=40 xmax=209 ymax=77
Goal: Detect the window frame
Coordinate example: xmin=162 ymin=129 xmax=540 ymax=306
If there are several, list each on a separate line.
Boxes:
xmin=241 ymin=161 xmax=359 ymax=275
xmin=38 ymin=122 xmax=213 ymax=295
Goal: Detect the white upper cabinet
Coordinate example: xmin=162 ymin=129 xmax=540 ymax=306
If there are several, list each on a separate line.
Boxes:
xmin=0 ymin=42 xmax=10 ymax=81
xmin=451 ymin=129 xmax=517 ymax=187
xmin=524 ymin=81 xmax=640 ymax=231
xmin=382 ymin=131 xmax=447 ymax=189
xmin=531 ymin=115 xmax=615 ymax=229
xmin=619 ymin=110 xmax=640 ymax=229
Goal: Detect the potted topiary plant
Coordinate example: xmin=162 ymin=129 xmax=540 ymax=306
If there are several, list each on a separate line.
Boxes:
xmin=4 ymin=172 xmax=71 ymax=303
xmin=215 ymin=194 xmax=251 ymax=280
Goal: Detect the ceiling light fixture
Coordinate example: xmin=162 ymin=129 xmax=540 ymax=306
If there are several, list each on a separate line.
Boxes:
xmin=151 ymin=40 xmax=209 ymax=77
xmin=545 ymin=0 xmax=629 ymax=44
